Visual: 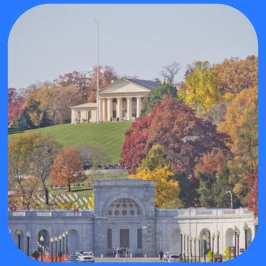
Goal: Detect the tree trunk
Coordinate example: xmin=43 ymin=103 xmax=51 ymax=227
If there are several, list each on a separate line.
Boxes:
xmin=45 ymin=187 xmax=49 ymax=205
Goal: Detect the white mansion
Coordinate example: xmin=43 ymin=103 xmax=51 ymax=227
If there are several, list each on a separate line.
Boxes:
xmin=70 ymin=78 xmax=161 ymax=123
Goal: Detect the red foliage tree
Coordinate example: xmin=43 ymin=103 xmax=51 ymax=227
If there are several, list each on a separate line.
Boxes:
xmin=8 ymin=88 xmax=25 ymax=127
xmin=247 ymin=169 xmax=258 ymax=216
xmin=121 ymin=95 xmax=228 ymax=174
xmin=50 ymin=147 xmax=84 ymax=192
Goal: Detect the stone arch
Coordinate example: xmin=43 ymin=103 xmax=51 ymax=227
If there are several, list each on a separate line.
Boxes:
xmin=225 ymin=228 xmax=234 ymax=249
xmin=68 ymin=230 xmax=79 ymax=255
xmin=170 ymin=229 xmax=181 ymax=254
xmin=38 ymin=229 xmax=50 ymax=253
xmin=102 ymin=195 xmax=147 ymax=216
xmin=247 ymin=228 xmax=252 ymax=248
xmin=200 ymin=229 xmax=210 ymax=256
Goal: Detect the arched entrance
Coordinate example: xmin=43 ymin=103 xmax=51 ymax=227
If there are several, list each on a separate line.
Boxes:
xmin=107 ymin=198 xmax=144 ymax=256
xmin=68 ymin=230 xmax=79 ymax=255
xmin=38 ymin=229 xmax=50 ymax=253
xmin=225 ymin=228 xmax=234 ymax=249
xmin=200 ymin=229 xmax=210 ymax=256
xmin=170 ymin=229 xmax=181 ymax=254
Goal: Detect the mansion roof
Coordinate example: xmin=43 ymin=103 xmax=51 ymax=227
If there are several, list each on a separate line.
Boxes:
xmin=70 ymin=103 xmax=97 ymax=109
xmin=125 ymin=78 xmax=161 ymax=91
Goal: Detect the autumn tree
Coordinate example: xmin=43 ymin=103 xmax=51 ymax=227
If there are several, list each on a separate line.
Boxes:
xmin=131 ymin=166 xmax=181 ymax=209
xmin=8 ymin=88 xmax=25 ymax=127
xmin=247 ymin=170 xmax=258 ymax=216
xmin=218 ymin=87 xmax=258 ymax=205
xmin=50 ymin=147 xmax=85 ymax=192
xmin=178 ymin=61 xmax=222 ymax=112
xmin=26 ymin=134 xmax=62 ymax=205
xmin=141 ymin=83 xmax=177 ymax=116
xmin=216 ymin=55 xmax=258 ymax=98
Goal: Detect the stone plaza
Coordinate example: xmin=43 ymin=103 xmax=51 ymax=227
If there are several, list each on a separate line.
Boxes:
xmin=9 ymin=179 xmax=256 ymax=258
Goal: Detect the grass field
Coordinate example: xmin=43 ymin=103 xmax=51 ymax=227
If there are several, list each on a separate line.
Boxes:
xmin=8 ymin=122 xmax=132 ymax=163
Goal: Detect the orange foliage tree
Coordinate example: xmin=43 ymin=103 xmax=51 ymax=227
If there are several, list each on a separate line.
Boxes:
xmin=50 ymin=147 xmax=84 ymax=192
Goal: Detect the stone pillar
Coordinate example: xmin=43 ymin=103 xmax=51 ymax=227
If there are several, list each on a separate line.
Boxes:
xmin=102 ymin=99 xmax=106 ymax=122
xmin=117 ymin=98 xmax=122 ymax=120
xmin=127 ymin=97 xmax=132 ymax=121
xmin=136 ymin=97 xmax=142 ymax=118
xmin=107 ymin=98 xmax=112 ymax=121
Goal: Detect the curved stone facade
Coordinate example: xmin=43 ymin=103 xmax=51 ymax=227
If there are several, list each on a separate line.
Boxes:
xmin=8 ymin=179 xmax=256 ymax=257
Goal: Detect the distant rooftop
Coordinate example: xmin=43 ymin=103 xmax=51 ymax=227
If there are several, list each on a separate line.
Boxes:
xmin=125 ymin=78 xmax=161 ymax=91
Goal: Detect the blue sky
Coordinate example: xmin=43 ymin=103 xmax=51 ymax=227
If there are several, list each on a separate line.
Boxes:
xmin=8 ymin=4 xmax=258 ymax=89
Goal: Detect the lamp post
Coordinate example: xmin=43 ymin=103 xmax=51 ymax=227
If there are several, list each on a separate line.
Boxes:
xmin=226 ymin=190 xmax=233 ymax=209
xmin=194 ymin=237 xmax=196 ymax=262
xmin=197 ymin=237 xmax=201 ymax=262
xmin=183 ymin=234 xmax=186 ymax=262
xmin=16 ymin=229 xmax=22 ymax=250
xmin=243 ymin=223 xmax=249 ymax=250
xmin=212 ymin=233 xmax=215 ymax=262
xmin=234 ymin=226 xmax=238 ymax=258
xmin=62 ymin=233 xmax=65 ymax=255
xmin=59 ymin=235 xmax=62 ymax=262
xmin=26 ymin=232 xmax=30 ymax=256
xmin=236 ymin=228 xmax=240 ymax=256
xmin=216 ymin=231 xmax=220 ymax=254
xmin=203 ymin=234 xmax=207 ymax=262
xmin=180 ymin=232 xmax=183 ymax=261
xmin=95 ymin=20 xmax=100 ymax=123
xmin=55 ymin=237 xmax=58 ymax=262
xmin=190 ymin=237 xmax=192 ymax=262
xmin=254 ymin=217 xmax=258 ymax=234
xmin=40 ymin=235 xmax=44 ymax=262
xmin=187 ymin=235 xmax=189 ymax=262
xmin=50 ymin=238 xmax=54 ymax=262
xmin=65 ymin=231 xmax=69 ymax=255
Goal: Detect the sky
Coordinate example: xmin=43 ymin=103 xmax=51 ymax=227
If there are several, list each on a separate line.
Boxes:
xmin=8 ymin=4 xmax=258 ymax=89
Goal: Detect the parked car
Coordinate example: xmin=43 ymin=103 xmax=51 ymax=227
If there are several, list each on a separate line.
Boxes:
xmin=78 ymin=252 xmax=95 ymax=262
xmin=164 ymin=251 xmax=173 ymax=261
xmin=66 ymin=255 xmax=79 ymax=262
xmin=72 ymin=250 xmax=85 ymax=256
xmin=168 ymin=254 xmax=180 ymax=262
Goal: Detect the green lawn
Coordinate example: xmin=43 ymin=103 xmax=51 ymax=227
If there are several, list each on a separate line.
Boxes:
xmin=8 ymin=122 xmax=132 ymax=163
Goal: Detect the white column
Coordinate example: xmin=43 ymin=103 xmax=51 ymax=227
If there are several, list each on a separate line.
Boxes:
xmin=127 ymin=97 xmax=132 ymax=121
xmin=107 ymin=98 xmax=112 ymax=121
xmin=102 ymin=99 xmax=106 ymax=122
xmin=136 ymin=97 xmax=142 ymax=118
xmin=117 ymin=98 xmax=122 ymax=120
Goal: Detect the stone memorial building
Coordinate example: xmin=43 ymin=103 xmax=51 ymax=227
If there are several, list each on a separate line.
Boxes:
xmin=9 ymin=179 xmax=255 ymax=257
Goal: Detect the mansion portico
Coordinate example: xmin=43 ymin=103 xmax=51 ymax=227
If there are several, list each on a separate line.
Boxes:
xmin=70 ymin=78 xmax=161 ymax=123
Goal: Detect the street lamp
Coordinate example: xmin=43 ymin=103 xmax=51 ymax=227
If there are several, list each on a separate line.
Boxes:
xmin=16 ymin=229 xmax=22 ymax=250
xmin=236 ymin=228 xmax=240 ymax=256
xmin=180 ymin=232 xmax=183 ymax=261
xmin=203 ymin=234 xmax=207 ymax=262
xmin=212 ymin=233 xmax=215 ymax=262
xmin=216 ymin=231 xmax=220 ymax=254
xmin=55 ymin=237 xmax=58 ymax=262
xmin=40 ymin=235 xmax=44 ymax=262
xmin=62 ymin=233 xmax=65 ymax=255
xmin=243 ymin=223 xmax=249 ymax=250
xmin=190 ymin=237 xmax=192 ymax=262
xmin=65 ymin=231 xmax=69 ymax=255
xmin=234 ymin=226 xmax=240 ymax=258
xmin=59 ymin=235 xmax=62 ymax=262
xmin=193 ymin=237 xmax=197 ymax=262
xmin=183 ymin=234 xmax=186 ymax=262
xmin=95 ymin=20 xmax=100 ymax=123
xmin=26 ymin=232 xmax=30 ymax=256
xmin=254 ymin=217 xmax=258 ymax=234
xmin=50 ymin=238 xmax=54 ymax=262
xmin=197 ymin=236 xmax=201 ymax=262
xmin=226 ymin=190 xmax=233 ymax=209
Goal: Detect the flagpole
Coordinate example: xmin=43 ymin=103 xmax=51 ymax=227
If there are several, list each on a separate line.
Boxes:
xmin=95 ymin=20 xmax=100 ymax=123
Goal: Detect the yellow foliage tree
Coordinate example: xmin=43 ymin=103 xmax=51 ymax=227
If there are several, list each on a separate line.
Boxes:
xmin=88 ymin=194 xmax=94 ymax=210
xmin=131 ymin=166 xmax=181 ymax=209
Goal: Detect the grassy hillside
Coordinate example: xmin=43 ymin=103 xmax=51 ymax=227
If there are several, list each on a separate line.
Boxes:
xmin=8 ymin=122 xmax=132 ymax=163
